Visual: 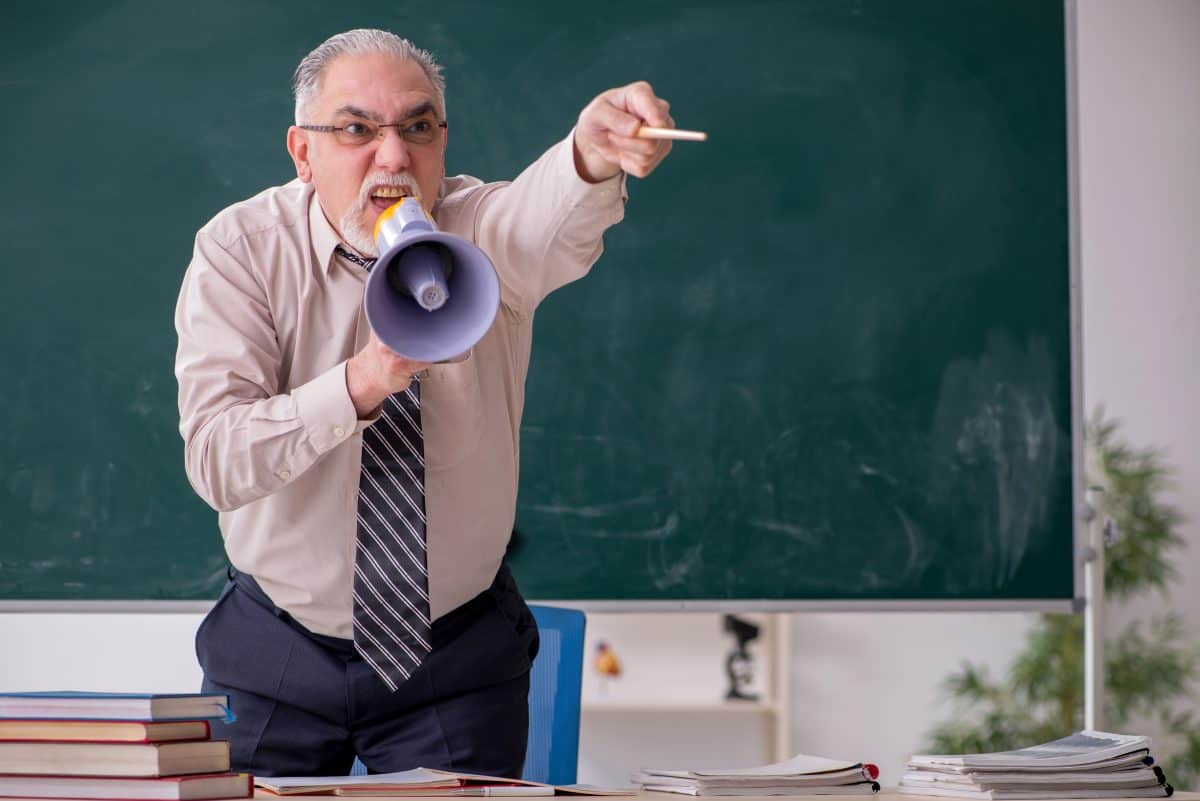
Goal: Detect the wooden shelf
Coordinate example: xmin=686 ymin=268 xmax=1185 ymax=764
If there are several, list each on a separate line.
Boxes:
xmin=582 ymin=701 xmax=778 ymax=713
xmin=579 ymin=613 xmax=793 ymax=763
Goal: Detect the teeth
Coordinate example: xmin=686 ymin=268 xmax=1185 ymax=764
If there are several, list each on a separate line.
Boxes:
xmin=373 ymin=186 xmax=410 ymax=198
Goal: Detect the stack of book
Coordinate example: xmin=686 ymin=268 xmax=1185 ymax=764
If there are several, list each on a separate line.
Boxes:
xmin=899 ymin=730 xmax=1175 ymax=799
xmin=633 ymin=753 xmax=881 ymax=796
xmin=0 ymin=691 xmax=251 ymax=800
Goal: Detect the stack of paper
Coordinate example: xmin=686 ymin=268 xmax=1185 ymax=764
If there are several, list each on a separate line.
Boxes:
xmin=899 ymin=730 xmax=1175 ymax=799
xmin=633 ymin=753 xmax=881 ymax=796
xmin=257 ymin=768 xmax=633 ymax=796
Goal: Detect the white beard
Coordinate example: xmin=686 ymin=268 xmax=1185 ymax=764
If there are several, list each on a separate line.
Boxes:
xmin=338 ymin=209 xmax=378 ymax=257
xmin=338 ymin=170 xmax=421 ymax=257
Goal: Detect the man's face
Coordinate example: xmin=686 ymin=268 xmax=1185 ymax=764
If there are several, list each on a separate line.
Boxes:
xmin=286 ymin=52 xmax=447 ymax=255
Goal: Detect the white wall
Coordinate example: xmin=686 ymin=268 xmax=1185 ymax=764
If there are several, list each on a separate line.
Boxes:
xmin=0 ymin=613 xmax=203 ymax=693
xmin=779 ymin=612 xmax=1033 ymax=787
xmin=2 ymin=0 xmax=1198 ymax=790
xmin=1076 ymin=0 xmax=1200 ymax=761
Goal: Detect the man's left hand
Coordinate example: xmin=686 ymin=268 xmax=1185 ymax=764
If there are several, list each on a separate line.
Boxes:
xmin=574 ymin=81 xmax=675 ymax=183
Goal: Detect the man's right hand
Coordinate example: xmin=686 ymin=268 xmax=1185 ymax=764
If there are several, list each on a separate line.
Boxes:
xmin=346 ymin=333 xmax=433 ymax=418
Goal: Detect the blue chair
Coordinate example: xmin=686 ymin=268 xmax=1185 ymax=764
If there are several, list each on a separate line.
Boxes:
xmin=349 ymin=604 xmax=586 ymax=784
xmin=522 ymin=604 xmax=586 ymax=785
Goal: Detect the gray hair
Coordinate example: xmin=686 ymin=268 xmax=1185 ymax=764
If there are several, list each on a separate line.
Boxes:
xmin=292 ymin=29 xmax=446 ymax=124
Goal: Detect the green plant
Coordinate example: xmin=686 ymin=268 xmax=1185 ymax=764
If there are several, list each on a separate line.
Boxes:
xmin=926 ymin=409 xmax=1200 ymax=789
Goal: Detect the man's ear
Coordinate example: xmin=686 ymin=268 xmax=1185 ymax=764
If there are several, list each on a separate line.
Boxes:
xmin=286 ymin=126 xmax=313 ymax=183
xmin=431 ymin=123 xmax=449 ymax=212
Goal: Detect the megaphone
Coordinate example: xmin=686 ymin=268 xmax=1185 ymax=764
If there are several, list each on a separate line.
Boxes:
xmin=363 ymin=197 xmax=500 ymax=363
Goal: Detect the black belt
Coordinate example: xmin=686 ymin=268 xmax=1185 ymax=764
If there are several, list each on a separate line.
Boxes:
xmin=226 ymin=563 xmax=511 ymax=657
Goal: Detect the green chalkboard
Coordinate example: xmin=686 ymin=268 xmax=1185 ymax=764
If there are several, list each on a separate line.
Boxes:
xmin=0 ymin=0 xmax=1075 ymax=603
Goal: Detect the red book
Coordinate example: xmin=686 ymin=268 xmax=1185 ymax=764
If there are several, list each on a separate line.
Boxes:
xmin=0 ymin=772 xmax=252 ymax=800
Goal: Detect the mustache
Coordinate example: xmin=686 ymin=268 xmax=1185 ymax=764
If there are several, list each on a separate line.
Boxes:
xmin=354 ymin=172 xmax=418 ymax=208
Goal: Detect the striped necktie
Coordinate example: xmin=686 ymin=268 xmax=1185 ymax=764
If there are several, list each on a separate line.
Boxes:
xmin=340 ymin=246 xmax=432 ymax=690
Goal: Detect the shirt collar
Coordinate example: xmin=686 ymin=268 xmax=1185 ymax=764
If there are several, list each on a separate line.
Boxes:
xmin=307 ymin=188 xmax=344 ymax=275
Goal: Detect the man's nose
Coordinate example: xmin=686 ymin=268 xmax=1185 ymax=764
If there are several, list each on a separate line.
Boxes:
xmin=374 ymin=127 xmax=411 ymax=172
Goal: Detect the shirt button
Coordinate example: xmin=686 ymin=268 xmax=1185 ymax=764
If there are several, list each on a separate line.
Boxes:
xmin=277 ymin=469 xmax=292 ymax=480
xmin=334 ymin=426 xmax=346 ymax=438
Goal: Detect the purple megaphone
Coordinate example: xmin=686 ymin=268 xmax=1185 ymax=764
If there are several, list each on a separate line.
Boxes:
xmin=363 ymin=198 xmax=500 ymax=363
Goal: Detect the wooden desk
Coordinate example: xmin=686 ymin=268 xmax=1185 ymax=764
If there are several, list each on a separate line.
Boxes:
xmin=250 ymin=792 xmax=1200 ymax=801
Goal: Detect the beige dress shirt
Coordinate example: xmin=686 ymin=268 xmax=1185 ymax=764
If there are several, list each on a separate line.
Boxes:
xmin=175 ymin=133 xmax=626 ymax=638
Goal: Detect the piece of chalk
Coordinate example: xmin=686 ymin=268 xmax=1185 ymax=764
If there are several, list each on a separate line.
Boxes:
xmin=635 ymin=126 xmax=708 ymax=142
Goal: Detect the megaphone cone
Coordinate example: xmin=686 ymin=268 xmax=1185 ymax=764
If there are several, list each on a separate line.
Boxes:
xmin=363 ymin=198 xmax=500 ymax=363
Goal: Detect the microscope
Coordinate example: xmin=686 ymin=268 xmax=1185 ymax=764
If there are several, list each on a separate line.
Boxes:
xmin=723 ymin=614 xmax=760 ymax=701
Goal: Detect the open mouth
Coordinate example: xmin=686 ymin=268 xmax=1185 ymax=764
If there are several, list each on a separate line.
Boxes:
xmin=369 ymin=185 xmax=413 ymax=212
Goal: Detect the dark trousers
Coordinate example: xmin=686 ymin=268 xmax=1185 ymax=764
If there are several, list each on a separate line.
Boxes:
xmin=195 ymin=564 xmax=538 ymax=778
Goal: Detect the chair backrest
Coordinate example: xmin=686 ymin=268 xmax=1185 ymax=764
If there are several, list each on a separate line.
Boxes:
xmin=521 ymin=604 xmax=586 ymax=785
xmin=349 ymin=604 xmax=586 ymax=783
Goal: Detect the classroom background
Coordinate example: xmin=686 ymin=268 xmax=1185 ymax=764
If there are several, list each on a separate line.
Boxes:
xmin=1 ymin=0 xmax=1197 ymax=788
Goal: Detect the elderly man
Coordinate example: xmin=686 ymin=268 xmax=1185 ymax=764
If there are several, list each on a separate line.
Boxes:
xmin=174 ymin=28 xmax=674 ymax=777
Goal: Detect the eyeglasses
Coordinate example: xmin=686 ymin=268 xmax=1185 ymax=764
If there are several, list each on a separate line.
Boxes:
xmin=299 ymin=116 xmax=447 ymax=147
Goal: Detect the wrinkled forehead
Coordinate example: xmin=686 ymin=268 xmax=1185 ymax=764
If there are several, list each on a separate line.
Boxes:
xmin=328 ymin=100 xmax=440 ymax=124
xmin=315 ymin=52 xmax=441 ymax=119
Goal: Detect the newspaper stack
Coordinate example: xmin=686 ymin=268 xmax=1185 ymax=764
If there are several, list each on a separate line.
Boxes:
xmin=634 ymin=753 xmax=881 ymax=796
xmin=899 ymin=730 xmax=1174 ymax=799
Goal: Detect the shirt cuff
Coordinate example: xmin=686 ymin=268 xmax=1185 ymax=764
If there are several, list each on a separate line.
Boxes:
xmin=291 ymin=360 xmax=359 ymax=454
xmin=561 ymin=127 xmax=630 ymax=210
